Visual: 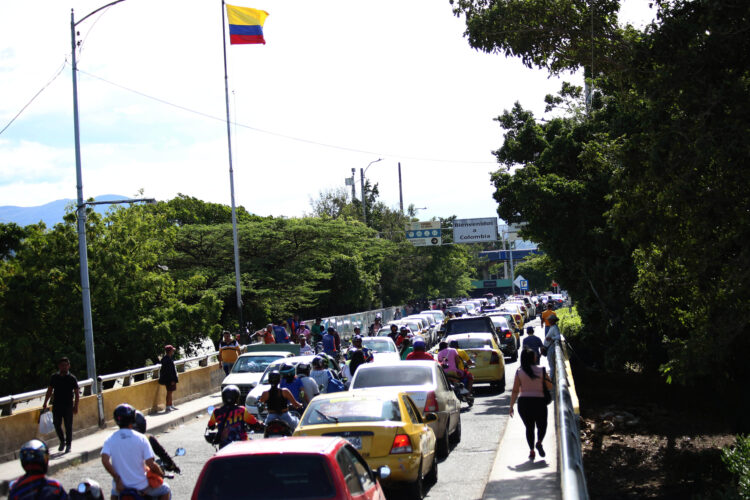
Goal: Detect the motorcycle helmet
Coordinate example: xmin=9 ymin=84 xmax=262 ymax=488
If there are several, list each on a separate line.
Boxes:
xmin=19 ymin=439 xmax=49 ymax=474
xmin=222 ymin=385 xmax=241 ymax=405
xmin=279 ymin=363 xmax=296 ymax=380
xmin=296 ymin=362 xmax=311 ymax=376
xmin=312 ymin=356 xmax=326 ymax=369
xmin=413 ymin=340 xmax=427 ymax=351
xmin=134 ymin=411 xmax=147 ymax=434
xmin=113 ymin=403 xmax=136 ymax=428
xmin=449 ymin=340 xmax=460 ymax=349
xmin=268 ymin=370 xmax=281 ymax=386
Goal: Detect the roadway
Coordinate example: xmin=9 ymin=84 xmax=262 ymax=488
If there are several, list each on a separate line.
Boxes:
xmin=46 ymin=324 xmax=553 ymax=499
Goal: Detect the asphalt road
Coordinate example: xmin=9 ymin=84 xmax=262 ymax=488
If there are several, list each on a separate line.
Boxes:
xmin=52 ymin=358 xmax=518 ymax=499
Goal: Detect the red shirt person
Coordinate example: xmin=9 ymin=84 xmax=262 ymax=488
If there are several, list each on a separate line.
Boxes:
xmin=406 ymin=340 xmax=435 ymax=361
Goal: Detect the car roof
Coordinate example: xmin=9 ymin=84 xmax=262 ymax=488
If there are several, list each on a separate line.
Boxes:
xmin=444 ymin=332 xmax=494 ymax=340
xmin=267 ymin=354 xmax=316 ymax=365
xmin=311 ymin=388 xmax=407 ymax=402
xmin=237 ymin=351 xmax=293 ymax=358
xmin=214 ymin=436 xmax=342 ymax=457
xmin=356 ymin=360 xmax=436 ymax=369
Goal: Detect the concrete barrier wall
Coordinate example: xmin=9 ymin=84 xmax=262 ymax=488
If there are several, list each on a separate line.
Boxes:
xmin=0 ymin=362 xmax=223 ymax=460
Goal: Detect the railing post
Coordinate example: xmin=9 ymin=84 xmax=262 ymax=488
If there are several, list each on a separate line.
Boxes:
xmin=96 ymin=377 xmax=105 ymax=428
xmin=199 ymin=355 xmax=208 ymax=367
xmin=0 ymin=397 xmax=13 ymax=416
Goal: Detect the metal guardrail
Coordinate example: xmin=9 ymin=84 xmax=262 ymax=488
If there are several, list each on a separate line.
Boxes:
xmin=552 ymin=339 xmax=589 ymax=500
xmin=0 ymin=379 xmax=95 ymax=417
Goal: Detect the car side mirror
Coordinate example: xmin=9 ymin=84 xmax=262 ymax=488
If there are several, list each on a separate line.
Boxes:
xmin=250 ymin=381 xmax=257 ymax=388
xmin=423 ymin=412 xmax=438 ymax=423
xmin=374 ymin=465 xmax=391 ymax=481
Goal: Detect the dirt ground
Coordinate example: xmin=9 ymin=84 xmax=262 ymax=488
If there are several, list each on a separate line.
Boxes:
xmin=573 ymin=366 xmax=738 ymax=499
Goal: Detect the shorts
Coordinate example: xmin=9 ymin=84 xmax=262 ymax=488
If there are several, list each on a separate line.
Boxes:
xmin=112 ymin=482 xmax=171 ymax=498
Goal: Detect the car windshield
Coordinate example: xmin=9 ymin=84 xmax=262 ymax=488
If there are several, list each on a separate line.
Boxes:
xmin=361 ymin=339 xmax=397 ymax=353
xmin=447 ymin=306 xmax=467 ymax=315
xmin=449 ymin=337 xmax=493 ymax=349
xmin=195 ymin=454 xmax=335 ymax=499
xmin=301 ymin=397 xmax=401 ymax=425
xmin=232 ymin=355 xmax=283 ymax=374
xmin=489 ymin=317 xmax=509 ymax=329
xmin=259 ymin=361 xmax=294 ymax=384
xmin=352 ymin=365 xmax=433 ymax=388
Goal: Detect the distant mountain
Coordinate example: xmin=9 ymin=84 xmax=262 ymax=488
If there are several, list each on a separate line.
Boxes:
xmin=0 ymin=195 xmax=128 ymax=227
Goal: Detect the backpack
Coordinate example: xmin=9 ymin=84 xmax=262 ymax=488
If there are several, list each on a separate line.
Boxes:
xmin=326 ymin=372 xmax=346 ymax=393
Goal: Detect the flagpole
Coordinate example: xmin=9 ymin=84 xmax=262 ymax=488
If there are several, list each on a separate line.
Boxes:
xmin=221 ymin=0 xmax=244 ymax=332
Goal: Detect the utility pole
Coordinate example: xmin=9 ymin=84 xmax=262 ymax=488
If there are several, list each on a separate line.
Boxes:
xmin=360 ymin=168 xmax=366 ymax=224
xmin=350 ymin=168 xmax=356 ymax=201
xmin=398 ymin=162 xmax=404 ymax=214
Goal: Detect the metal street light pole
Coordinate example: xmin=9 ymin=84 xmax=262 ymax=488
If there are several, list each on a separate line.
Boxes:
xmin=70 ymin=0 xmax=127 ymax=398
xmin=360 ymin=158 xmax=383 ymax=225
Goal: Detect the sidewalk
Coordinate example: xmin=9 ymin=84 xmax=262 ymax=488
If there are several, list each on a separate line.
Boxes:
xmin=483 ymin=318 xmax=560 ymax=500
xmin=0 ymin=391 xmax=221 ymax=495
xmin=483 ymin=399 xmax=560 ymax=499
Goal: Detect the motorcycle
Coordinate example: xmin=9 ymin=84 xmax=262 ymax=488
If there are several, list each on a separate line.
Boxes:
xmin=69 ymin=471 xmax=177 ymax=500
xmin=256 ymin=402 xmax=300 ymax=438
xmin=441 ymin=364 xmax=474 ymax=407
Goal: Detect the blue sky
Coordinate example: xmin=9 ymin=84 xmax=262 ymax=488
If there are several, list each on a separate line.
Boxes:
xmin=0 ymin=0 xmax=654 ymax=221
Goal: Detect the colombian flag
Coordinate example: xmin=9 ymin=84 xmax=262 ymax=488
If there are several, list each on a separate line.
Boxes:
xmin=226 ymin=5 xmax=268 ymax=45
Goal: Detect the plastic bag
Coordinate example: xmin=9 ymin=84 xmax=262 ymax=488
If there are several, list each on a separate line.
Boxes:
xmin=38 ymin=410 xmax=54 ymax=435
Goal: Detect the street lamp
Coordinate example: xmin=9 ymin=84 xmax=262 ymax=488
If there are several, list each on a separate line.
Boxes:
xmin=360 ymin=158 xmax=383 ymax=225
xmin=70 ymin=0 xmax=127 ymax=402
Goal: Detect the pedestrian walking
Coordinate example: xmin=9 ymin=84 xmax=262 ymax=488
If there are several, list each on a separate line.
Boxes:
xmin=543 ymin=315 xmax=561 ymax=376
xmin=522 ymin=326 xmax=544 ymax=362
xmin=158 ymin=345 xmax=179 ymax=412
xmin=218 ymin=331 xmax=241 ymax=376
xmin=509 ymin=348 xmax=553 ymax=461
xmin=541 ymin=303 xmax=557 ymax=334
xmin=42 ymin=357 xmax=79 ymax=453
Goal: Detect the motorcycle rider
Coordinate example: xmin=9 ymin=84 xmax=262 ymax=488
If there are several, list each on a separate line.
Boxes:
xmin=207 ymin=385 xmax=263 ymax=449
xmin=346 ymin=335 xmax=373 ymax=363
xmin=405 ymin=340 xmax=434 ymax=361
xmin=133 ymin=412 xmax=180 ymax=474
xmin=296 ymin=362 xmax=320 ymax=406
xmin=448 ymin=340 xmax=475 ymax=393
xmin=368 ymin=314 xmax=383 ymax=336
xmin=259 ymin=370 xmax=303 ymax=429
xmin=101 ymin=403 xmax=170 ymax=500
xmin=8 ymin=439 xmax=69 ymax=499
xmin=279 ymin=363 xmax=304 ymax=405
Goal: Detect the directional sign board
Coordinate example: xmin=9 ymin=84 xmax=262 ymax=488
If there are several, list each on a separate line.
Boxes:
xmin=405 ymin=221 xmax=442 ymax=246
xmin=519 ymin=279 xmax=529 ymax=291
xmin=454 ymin=217 xmax=498 ymax=244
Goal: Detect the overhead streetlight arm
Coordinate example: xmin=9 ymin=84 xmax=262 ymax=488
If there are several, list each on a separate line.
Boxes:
xmin=75 ymin=0 xmax=127 ymax=26
xmin=80 ymin=197 xmax=156 ymax=208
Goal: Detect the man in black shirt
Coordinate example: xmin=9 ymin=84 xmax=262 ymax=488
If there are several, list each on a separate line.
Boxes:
xmin=42 ymin=357 xmax=79 ymax=454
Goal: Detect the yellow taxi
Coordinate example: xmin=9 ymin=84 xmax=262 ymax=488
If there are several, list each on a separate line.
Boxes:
xmin=499 ymin=306 xmax=525 ymax=330
xmin=293 ymin=389 xmax=437 ymax=497
xmin=443 ymin=333 xmax=506 ymax=392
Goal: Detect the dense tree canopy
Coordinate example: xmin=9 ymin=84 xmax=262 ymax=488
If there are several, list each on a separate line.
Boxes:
xmin=455 ymin=0 xmax=750 ymax=395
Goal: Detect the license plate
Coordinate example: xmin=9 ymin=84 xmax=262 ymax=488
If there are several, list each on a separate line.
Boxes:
xmin=345 ymin=436 xmax=362 ymax=449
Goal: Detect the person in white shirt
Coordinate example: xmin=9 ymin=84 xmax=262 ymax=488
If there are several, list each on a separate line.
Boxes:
xmin=299 ymin=336 xmax=314 ymax=355
xmin=101 ymin=404 xmax=170 ymax=500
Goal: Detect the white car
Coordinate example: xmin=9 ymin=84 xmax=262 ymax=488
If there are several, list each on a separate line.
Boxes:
xmin=244 ymin=355 xmax=317 ymax=418
xmin=360 ymin=336 xmax=400 ymax=363
xmin=221 ymin=351 xmax=295 ymax=403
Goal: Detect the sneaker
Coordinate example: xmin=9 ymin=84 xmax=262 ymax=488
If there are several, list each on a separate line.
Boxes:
xmin=65 ymin=444 xmax=71 ymax=453
xmin=536 ymin=442 xmax=546 ymax=457
xmin=169 ymin=406 xmax=179 ymax=411
xmin=58 ymin=443 xmax=65 ymax=452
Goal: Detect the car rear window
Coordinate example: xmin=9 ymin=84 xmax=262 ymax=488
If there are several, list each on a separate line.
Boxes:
xmin=195 ymin=454 xmax=335 ymax=499
xmin=301 ymin=397 xmax=401 ymax=425
xmin=450 ymin=337 xmax=493 ymax=349
xmin=446 ymin=318 xmax=494 ymax=335
xmin=352 ymin=366 xmax=433 ymax=388
xmin=232 ymin=355 xmax=282 ymax=374
xmin=362 ymin=339 xmax=396 ymax=353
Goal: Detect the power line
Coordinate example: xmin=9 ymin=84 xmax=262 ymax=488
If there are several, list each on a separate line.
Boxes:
xmin=0 ymin=60 xmax=67 ymax=137
xmin=75 ymin=67 xmax=498 ymax=166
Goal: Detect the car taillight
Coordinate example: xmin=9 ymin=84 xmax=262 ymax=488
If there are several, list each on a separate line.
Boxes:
xmin=504 ymin=331 xmax=512 ymax=339
xmin=391 ymin=434 xmax=413 ymax=454
xmin=490 ymin=351 xmax=501 ymax=364
xmin=424 ymin=391 xmax=439 ymax=413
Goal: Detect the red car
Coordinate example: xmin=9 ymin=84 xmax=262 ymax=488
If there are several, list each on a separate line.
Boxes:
xmin=191 ymin=436 xmax=389 ymax=500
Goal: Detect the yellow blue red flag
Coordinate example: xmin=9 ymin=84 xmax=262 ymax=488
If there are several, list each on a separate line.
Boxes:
xmin=226 ymin=4 xmax=268 ymax=45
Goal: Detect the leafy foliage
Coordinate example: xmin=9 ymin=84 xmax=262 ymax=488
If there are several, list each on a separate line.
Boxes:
xmin=459 ymin=0 xmax=750 ymax=398
xmin=722 ymin=435 xmax=750 ymax=499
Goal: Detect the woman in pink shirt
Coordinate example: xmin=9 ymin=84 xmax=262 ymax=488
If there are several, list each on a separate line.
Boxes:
xmin=509 ymin=348 xmax=553 ymax=461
